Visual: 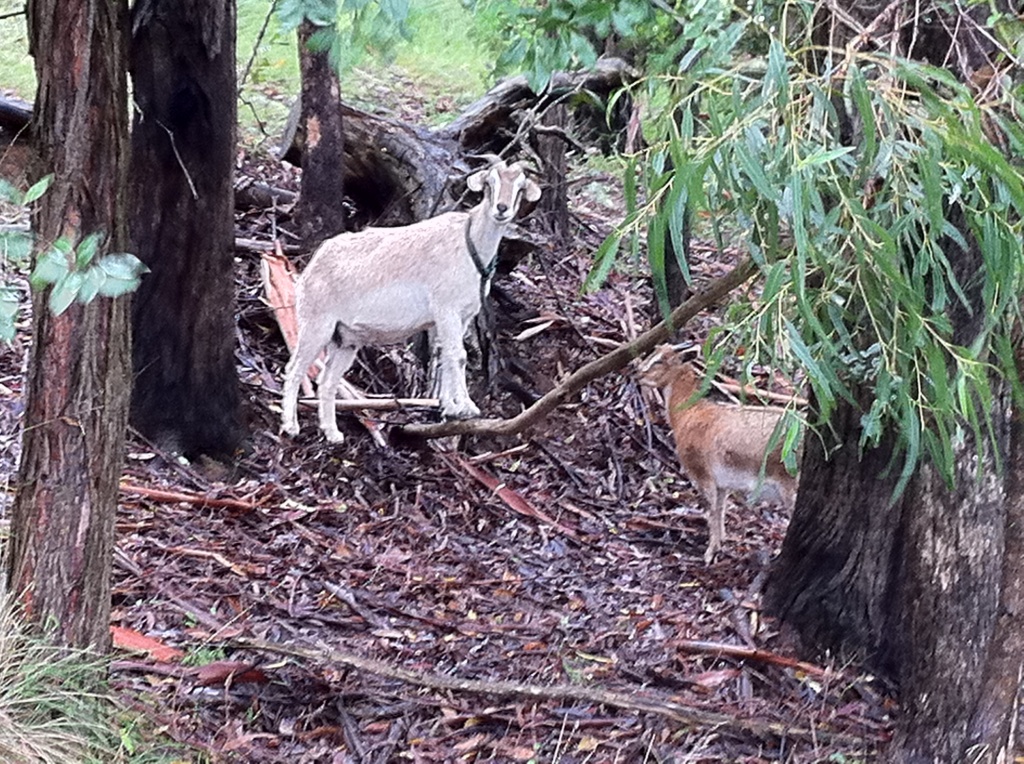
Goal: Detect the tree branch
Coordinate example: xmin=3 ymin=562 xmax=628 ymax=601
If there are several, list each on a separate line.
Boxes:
xmin=398 ymin=257 xmax=759 ymax=440
xmin=230 ymin=635 xmax=869 ymax=745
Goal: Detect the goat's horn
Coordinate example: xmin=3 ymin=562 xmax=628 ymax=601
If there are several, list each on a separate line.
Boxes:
xmin=510 ymin=160 xmax=538 ymax=175
xmin=468 ymin=152 xmax=504 ymax=167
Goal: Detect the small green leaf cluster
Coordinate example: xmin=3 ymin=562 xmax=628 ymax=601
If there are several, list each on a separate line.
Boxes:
xmin=29 ymin=234 xmax=149 ymax=316
xmin=0 ymin=175 xmax=51 ymax=343
xmin=1 ymin=175 xmax=149 ymax=344
xmin=469 ymin=0 xmax=671 ymax=92
xmin=603 ymin=4 xmax=1024 ymax=492
xmin=278 ymin=0 xmax=411 ymax=70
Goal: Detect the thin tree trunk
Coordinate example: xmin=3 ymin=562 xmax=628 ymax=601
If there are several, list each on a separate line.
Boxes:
xmin=8 ymin=0 xmax=131 ymax=649
xmin=537 ymin=104 xmax=569 ymax=243
xmin=128 ymin=0 xmax=242 ymax=458
xmin=297 ymin=19 xmax=346 ymax=246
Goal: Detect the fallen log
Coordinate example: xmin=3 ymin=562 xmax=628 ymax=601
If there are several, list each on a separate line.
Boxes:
xmin=278 ymin=58 xmax=635 ymax=228
xmin=0 ymin=95 xmax=32 ymax=135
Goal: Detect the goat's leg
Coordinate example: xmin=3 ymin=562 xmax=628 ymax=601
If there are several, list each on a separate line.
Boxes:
xmin=282 ymin=322 xmax=335 ymax=437
xmin=317 ymin=341 xmax=357 ymax=444
xmin=703 ymin=487 xmax=725 ymax=565
xmin=434 ymin=317 xmax=480 ymax=419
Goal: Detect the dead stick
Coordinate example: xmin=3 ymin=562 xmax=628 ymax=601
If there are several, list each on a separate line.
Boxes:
xmin=228 ymin=635 xmax=874 ymax=745
xmin=299 ymin=395 xmax=440 ymax=411
xmin=713 ymin=380 xmax=808 ymax=408
xmin=120 ymin=482 xmax=259 ymax=512
xmin=398 ymin=258 xmax=758 ymax=440
xmin=674 ymin=639 xmax=837 ymax=679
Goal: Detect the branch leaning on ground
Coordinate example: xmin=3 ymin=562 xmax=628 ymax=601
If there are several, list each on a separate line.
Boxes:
xmin=398 ymin=257 xmax=759 ymax=440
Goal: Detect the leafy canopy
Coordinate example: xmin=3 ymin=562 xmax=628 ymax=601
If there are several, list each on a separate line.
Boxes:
xmin=277 ymin=0 xmax=412 ymax=70
xmin=487 ymin=0 xmax=1024 ymax=492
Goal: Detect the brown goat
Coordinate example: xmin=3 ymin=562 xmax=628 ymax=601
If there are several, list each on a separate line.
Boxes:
xmin=640 ymin=346 xmax=798 ymax=563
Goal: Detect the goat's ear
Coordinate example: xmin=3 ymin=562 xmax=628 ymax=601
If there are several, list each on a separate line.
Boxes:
xmin=524 ymin=177 xmax=542 ymax=203
xmin=467 ymin=170 xmax=487 ymax=192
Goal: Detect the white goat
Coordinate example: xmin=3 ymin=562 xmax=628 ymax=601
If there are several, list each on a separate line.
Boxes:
xmin=281 ymin=158 xmax=541 ymax=443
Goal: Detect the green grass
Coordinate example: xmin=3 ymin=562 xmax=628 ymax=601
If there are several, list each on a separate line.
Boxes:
xmin=0 ymin=594 xmax=190 ymax=763
xmin=236 ymin=0 xmax=499 ymax=141
xmin=1 ymin=0 xmax=499 ymax=145
xmin=393 ymin=0 xmax=495 ymax=100
xmin=0 ymin=1 xmax=34 ymax=100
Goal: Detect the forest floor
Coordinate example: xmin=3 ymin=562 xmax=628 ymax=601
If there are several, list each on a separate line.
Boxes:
xmin=0 ymin=94 xmax=894 ymax=763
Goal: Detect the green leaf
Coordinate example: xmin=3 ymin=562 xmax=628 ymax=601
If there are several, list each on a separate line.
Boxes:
xmin=74 ymin=231 xmax=104 ymax=269
xmin=849 ymin=66 xmax=877 ymax=165
xmin=48 ymin=271 xmax=84 ymax=316
xmin=306 ymin=25 xmax=338 ymax=53
xmin=735 ymin=138 xmax=777 ymax=203
xmin=278 ymin=0 xmax=307 ymax=29
xmin=22 ymin=174 xmax=53 ymax=205
xmin=0 ymin=230 xmax=34 ymax=265
xmin=665 ymin=179 xmax=690 ymax=285
xmin=0 ymin=288 xmax=18 ymax=344
xmin=648 ymin=211 xmax=671 ymax=322
xmin=97 ymin=252 xmax=148 ymax=280
xmin=29 ymin=247 xmax=70 ymax=288
xmin=94 ymin=252 xmax=149 ymax=297
xmin=0 ymin=177 xmax=21 ymax=205
xmin=584 ymin=230 xmax=623 ymax=293
xmin=798 ymin=146 xmax=855 ymax=169
xmin=77 ymin=266 xmax=106 ymax=304
xmin=305 ymin=0 xmax=338 ymax=25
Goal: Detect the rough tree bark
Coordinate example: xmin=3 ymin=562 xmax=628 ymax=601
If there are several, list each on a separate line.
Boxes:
xmin=536 ymin=103 xmax=570 ymax=244
xmin=128 ymin=0 xmax=242 ymax=458
xmin=8 ymin=0 xmax=131 ymax=649
xmin=766 ymin=2 xmax=1023 ymax=759
xmin=296 ymin=19 xmax=346 ymax=246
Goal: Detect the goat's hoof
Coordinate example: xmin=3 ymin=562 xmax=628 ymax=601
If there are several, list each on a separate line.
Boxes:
xmin=282 ymin=420 xmax=300 ymax=437
xmin=703 ymin=547 xmax=719 ymax=565
xmin=442 ymin=403 xmax=481 ymax=420
xmin=323 ymin=430 xmax=345 ymax=444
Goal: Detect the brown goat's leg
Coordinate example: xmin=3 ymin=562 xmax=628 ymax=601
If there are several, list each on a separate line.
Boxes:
xmin=704 ymin=488 xmax=725 ymax=564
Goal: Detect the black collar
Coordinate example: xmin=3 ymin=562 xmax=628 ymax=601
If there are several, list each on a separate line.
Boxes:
xmin=465 ymin=217 xmax=497 ymax=284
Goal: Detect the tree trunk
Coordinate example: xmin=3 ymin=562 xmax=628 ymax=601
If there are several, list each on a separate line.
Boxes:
xmin=964 ymin=341 xmax=1024 ymax=760
xmin=885 ymin=422 xmax=1009 ymax=763
xmin=128 ymin=0 xmax=242 ymax=458
xmin=765 ymin=0 xmax=1024 ymax=756
xmin=764 ymin=397 xmax=906 ymax=668
xmin=296 ymin=19 xmax=346 ymax=246
xmin=536 ymin=104 xmax=570 ymax=244
xmin=8 ymin=0 xmax=131 ymax=649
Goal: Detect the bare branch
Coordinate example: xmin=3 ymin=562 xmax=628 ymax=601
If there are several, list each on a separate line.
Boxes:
xmin=398 ymin=257 xmax=759 ymax=440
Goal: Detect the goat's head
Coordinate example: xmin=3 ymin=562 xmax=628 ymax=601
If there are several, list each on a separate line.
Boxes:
xmin=467 ymin=158 xmax=542 ymax=224
xmin=638 ymin=345 xmax=698 ymax=389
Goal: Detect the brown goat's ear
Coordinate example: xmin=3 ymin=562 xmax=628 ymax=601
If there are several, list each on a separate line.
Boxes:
xmin=524 ymin=177 xmax=542 ymax=202
xmin=467 ymin=170 xmax=488 ymax=192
